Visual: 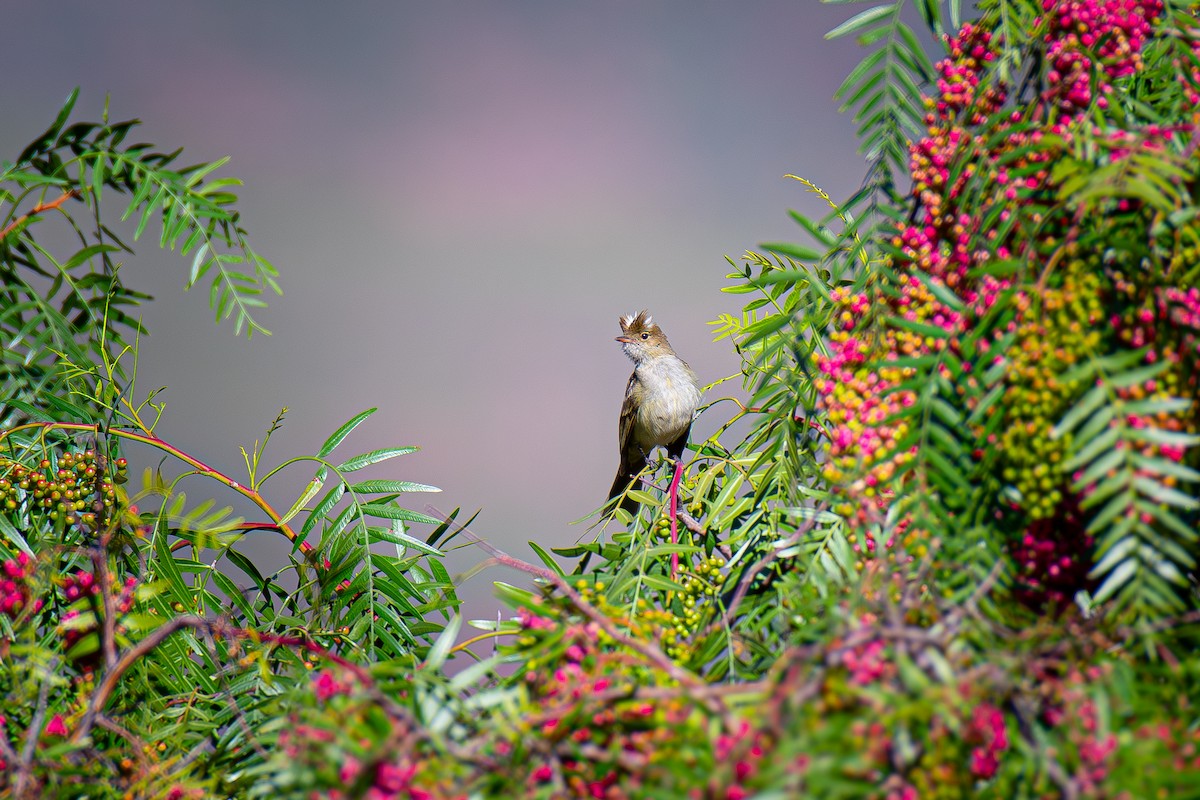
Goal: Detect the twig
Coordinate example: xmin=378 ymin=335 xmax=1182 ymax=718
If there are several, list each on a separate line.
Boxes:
xmin=705 ymin=504 xmax=820 ymax=641
xmin=20 ymin=664 xmax=54 ymax=764
xmin=91 ymin=538 xmax=119 ymax=671
xmin=0 ymin=422 xmax=306 ymax=553
xmin=522 ymin=675 xmax=772 ymax=728
xmin=1044 ymin=758 xmax=1080 ymax=800
xmin=254 ymin=631 xmax=374 ymax=683
xmin=0 ymin=189 xmax=80 ymax=240
xmin=1118 ymin=608 xmax=1200 ymax=638
xmin=72 ymin=616 xmax=217 ymax=743
xmin=675 ymin=512 xmax=732 ymax=559
xmin=577 ymin=742 xmax=648 ymax=771
xmin=95 ymin=716 xmax=150 ymax=765
xmin=0 ymin=722 xmax=18 ymax=773
xmin=199 ymin=627 xmax=273 ymax=762
xmin=177 ymin=737 xmax=216 ymax=770
xmin=677 ymin=511 xmax=705 ymax=536
xmin=10 ymin=660 xmax=57 ymax=798
xmin=945 ymin=559 xmax=1004 ymax=631
xmin=430 ymin=508 xmax=720 ymax=707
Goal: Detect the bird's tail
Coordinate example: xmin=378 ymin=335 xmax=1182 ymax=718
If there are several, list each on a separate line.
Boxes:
xmin=606 ymin=467 xmax=641 ymax=515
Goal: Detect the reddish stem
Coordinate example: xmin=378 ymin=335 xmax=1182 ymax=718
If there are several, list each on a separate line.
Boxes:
xmin=0 ymin=189 xmax=80 ymax=240
xmin=0 ymin=422 xmax=303 ymax=549
xmin=668 ymin=459 xmax=684 ymax=580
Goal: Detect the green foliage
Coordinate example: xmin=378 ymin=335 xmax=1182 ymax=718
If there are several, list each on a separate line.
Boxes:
xmin=7 ymin=1 xmax=1200 ymax=797
xmin=0 ymin=95 xmax=458 ymax=798
xmin=828 ymin=0 xmax=938 ymax=184
xmin=1 ymin=89 xmax=280 ymax=428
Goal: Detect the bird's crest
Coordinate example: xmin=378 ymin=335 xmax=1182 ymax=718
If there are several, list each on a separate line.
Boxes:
xmin=619 ymin=309 xmax=655 ymax=333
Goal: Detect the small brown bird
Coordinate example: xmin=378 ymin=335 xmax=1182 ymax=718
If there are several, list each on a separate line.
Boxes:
xmin=607 ymin=310 xmax=702 ymax=514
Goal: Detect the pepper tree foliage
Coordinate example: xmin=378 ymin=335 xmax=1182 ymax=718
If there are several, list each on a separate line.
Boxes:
xmin=0 ymin=93 xmax=460 ymax=799
xmin=5 ymin=0 xmax=1200 ymax=797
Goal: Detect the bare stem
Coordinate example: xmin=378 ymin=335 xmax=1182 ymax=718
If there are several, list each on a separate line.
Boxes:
xmin=0 ymin=189 xmax=80 ymax=240
xmin=429 ymin=508 xmax=719 ymax=707
xmin=0 ymin=422 xmax=305 ymax=550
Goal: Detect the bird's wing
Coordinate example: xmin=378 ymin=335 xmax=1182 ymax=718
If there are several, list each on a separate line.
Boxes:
xmin=617 ymin=371 xmax=639 ymax=460
xmin=608 ymin=372 xmax=644 ymax=507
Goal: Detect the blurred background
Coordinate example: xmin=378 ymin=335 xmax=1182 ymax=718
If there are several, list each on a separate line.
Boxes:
xmin=2 ymin=2 xmax=867 ymax=622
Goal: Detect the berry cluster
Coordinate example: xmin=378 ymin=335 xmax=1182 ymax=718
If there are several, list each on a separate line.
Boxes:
xmin=59 ymin=569 xmax=139 ymax=656
xmin=663 ymin=555 xmax=726 ymax=658
xmin=816 ymin=0 xmax=1184 ymax=612
xmin=965 ymin=702 xmax=1009 ymax=779
xmin=712 ymin=720 xmax=769 ymax=800
xmin=561 ymin=561 xmax=727 ymax=664
xmin=508 ymin=598 xmax=770 ymax=798
xmin=0 ymin=450 xmax=126 ymax=532
xmin=271 ymin=668 xmax=465 ymax=800
xmin=1006 ymin=494 xmax=1094 ymax=609
xmin=1 ymin=552 xmax=40 ymax=619
xmin=841 ymin=636 xmax=889 ymax=686
xmin=1042 ymin=667 xmax=1123 ymax=792
xmin=1040 ymin=0 xmax=1164 ymax=112
xmin=518 ymin=617 xmax=726 ymax=799
xmin=999 ymin=269 xmax=1104 ymax=519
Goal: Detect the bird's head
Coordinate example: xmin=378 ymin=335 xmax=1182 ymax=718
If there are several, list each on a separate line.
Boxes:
xmin=616 ymin=310 xmax=674 ymax=362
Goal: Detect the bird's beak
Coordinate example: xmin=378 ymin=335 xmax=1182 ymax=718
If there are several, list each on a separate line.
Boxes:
xmin=615 ymin=336 xmax=633 ymax=343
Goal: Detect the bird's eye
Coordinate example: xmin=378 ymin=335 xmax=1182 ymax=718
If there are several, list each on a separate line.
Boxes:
xmin=640 ymin=332 xmax=650 ymax=340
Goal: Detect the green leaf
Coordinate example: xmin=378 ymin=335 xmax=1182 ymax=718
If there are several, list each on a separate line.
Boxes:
xmin=1063 ymin=427 xmax=1121 ymax=471
xmin=0 ymin=515 xmax=34 ymax=557
xmin=1092 ymin=558 xmax=1137 ymax=603
xmin=300 ymin=483 xmax=345 ymax=536
xmin=1076 ymin=448 xmax=1126 ymax=488
xmin=885 ymin=316 xmax=952 ymax=340
xmin=836 ymin=47 xmax=889 ymax=100
xmin=826 ymin=4 xmax=895 ymax=40
xmin=361 ymin=502 xmax=443 ymax=527
xmin=210 ymin=570 xmax=255 ymax=620
xmin=337 ymin=447 xmax=419 ymax=472
xmin=281 ymin=469 xmax=329 ymax=527
xmin=1052 ymin=384 xmax=1107 ymax=438
xmin=1131 ymin=476 xmax=1197 ymax=509
xmin=424 ymin=615 xmax=462 ymax=672
xmin=39 ymin=392 xmax=96 ymax=422
xmin=528 ymin=541 xmax=566 ymax=577
xmin=62 ymin=243 xmax=120 ymax=270
xmin=761 ymin=241 xmax=822 ymax=262
xmin=349 ymin=480 xmax=440 ymax=494
xmin=152 ymin=528 xmax=191 ymax=604
xmin=1130 ymin=454 xmax=1200 ymax=484
xmin=639 ymin=574 xmax=687 ymax=593
xmin=368 ymin=519 xmax=444 ymax=556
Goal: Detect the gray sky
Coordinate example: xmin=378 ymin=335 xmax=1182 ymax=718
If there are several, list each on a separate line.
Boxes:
xmin=3 ymin=2 xmax=868 ymax=620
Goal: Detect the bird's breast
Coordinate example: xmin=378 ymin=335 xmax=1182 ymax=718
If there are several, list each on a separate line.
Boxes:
xmin=633 ymin=357 xmax=702 ymax=448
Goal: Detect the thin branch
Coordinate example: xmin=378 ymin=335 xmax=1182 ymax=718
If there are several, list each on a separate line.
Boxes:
xmin=91 ymin=539 xmax=119 ymax=671
xmin=20 ymin=663 xmax=55 ymax=764
xmin=0 ymin=722 xmax=18 ymax=772
xmin=431 ymin=508 xmax=720 ymax=708
xmin=1118 ymin=608 xmax=1200 ymax=638
xmin=945 ymin=559 xmax=1004 ymax=630
xmin=73 ymin=616 xmax=217 ymax=743
xmin=95 ymin=716 xmax=150 ymax=765
xmin=706 ymin=506 xmax=818 ymax=641
xmin=177 ymin=737 xmax=216 ymax=771
xmin=0 ymin=189 xmax=80 ymax=240
xmin=170 ymin=522 xmax=282 ymax=552
xmin=0 ymin=422 xmax=306 ymax=552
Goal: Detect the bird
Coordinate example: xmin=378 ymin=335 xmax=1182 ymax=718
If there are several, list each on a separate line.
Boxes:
xmin=607 ymin=310 xmax=702 ymax=529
